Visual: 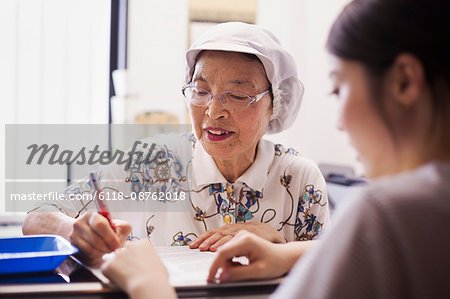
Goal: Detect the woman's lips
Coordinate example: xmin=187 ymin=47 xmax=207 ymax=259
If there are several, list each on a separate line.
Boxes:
xmin=204 ymin=127 xmax=234 ymax=141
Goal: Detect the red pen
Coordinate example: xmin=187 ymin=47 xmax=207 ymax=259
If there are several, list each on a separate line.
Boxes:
xmin=89 ymin=172 xmax=116 ymax=231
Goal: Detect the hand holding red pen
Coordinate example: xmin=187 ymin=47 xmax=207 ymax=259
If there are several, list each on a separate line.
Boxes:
xmin=68 ymin=173 xmax=131 ymax=266
xmin=69 ymin=212 xmax=131 ymax=266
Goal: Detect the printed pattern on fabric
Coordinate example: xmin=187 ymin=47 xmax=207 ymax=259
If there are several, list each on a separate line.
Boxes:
xmin=54 ymin=134 xmax=328 ymax=246
xmin=294 ymin=185 xmax=326 ymax=240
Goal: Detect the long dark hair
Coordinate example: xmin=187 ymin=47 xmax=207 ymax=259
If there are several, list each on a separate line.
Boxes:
xmin=327 ymin=0 xmax=450 ymax=146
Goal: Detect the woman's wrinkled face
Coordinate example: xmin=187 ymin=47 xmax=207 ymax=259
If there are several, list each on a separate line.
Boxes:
xmin=188 ymin=51 xmax=272 ymax=163
xmin=329 ymin=56 xmax=396 ymax=178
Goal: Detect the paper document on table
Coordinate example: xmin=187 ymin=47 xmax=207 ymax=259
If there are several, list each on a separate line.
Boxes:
xmin=84 ymin=245 xmax=281 ymax=290
xmin=156 ymin=246 xmax=216 ymax=286
xmin=154 ymin=247 xmax=280 ymax=289
xmin=83 ymin=246 xmax=216 ymax=287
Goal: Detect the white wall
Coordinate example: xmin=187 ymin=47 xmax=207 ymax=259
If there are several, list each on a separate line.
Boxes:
xmin=1 ymin=0 xmax=110 ymax=125
xmin=257 ymin=0 xmax=362 ymax=174
xmin=0 ymin=0 xmax=111 ymax=214
xmin=123 ymin=0 xmax=189 ymax=123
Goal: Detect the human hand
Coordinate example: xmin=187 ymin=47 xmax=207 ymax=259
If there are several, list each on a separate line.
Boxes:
xmin=207 ymin=231 xmax=294 ymax=282
xmin=101 ymin=240 xmax=176 ymax=299
xmin=69 ymin=212 xmax=132 ymax=266
xmin=189 ymin=222 xmax=285 ymax=252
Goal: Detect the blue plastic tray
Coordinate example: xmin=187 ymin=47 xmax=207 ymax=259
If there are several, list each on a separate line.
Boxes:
xmin=0 ymin=235 xmax=78 ymax=275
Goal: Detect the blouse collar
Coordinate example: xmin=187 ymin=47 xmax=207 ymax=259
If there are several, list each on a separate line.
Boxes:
xmin=191 ymin=139 xmax=275 ymax=191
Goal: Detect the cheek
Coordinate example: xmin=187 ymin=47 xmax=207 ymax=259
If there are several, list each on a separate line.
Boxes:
xmin=339 ymin=84 xmax=368 ymax=134
xmin=340 ymin=84 xmax=387 ymax=163
xmin=189 ymin=107 xmax=205 ymax=137
xmin=336 ymin=85 xmax=351 ymax=130
xmin=238 ymin=104 xmax=271 ymax=139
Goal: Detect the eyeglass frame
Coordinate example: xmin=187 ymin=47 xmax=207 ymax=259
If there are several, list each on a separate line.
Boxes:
xmin=181 ymin=84 xmax=271 ymax=111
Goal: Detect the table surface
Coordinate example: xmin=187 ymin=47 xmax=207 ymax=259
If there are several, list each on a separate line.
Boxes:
xmin=0 ymin=256 xmax=278 ymax=298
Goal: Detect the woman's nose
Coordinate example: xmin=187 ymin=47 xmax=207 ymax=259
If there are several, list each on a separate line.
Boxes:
xmin=336 ymin=114 xmax=345 ymax=131
xmin=206 ymin=96 xmax=228 ymax=119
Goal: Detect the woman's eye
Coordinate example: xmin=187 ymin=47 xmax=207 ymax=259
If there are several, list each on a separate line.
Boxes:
xmin=194 ymin=90 xmax=208 ymax=96
xmin=230 ymin=94 xmax=248 ymax=101
xmin=330 ymin=87 xmax=340 ymax=97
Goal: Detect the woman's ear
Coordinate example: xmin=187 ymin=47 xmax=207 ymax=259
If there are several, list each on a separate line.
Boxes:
xmin=389 ymin=53 xmax=426 ymax=107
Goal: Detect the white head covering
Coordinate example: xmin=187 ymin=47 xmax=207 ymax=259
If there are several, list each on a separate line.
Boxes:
xmin=184 ymin=22 xmax=304 ymax=134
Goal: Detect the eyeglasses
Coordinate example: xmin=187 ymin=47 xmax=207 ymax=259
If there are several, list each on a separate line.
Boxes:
xmin=181 ymin=85 xmax=271 ymax=112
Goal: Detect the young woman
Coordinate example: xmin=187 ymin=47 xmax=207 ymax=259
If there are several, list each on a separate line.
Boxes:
xmin=101 ymin=0 xmax=450 ymax=298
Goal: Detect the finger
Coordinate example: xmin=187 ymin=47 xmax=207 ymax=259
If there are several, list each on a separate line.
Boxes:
xmin=189 ymin=231 xmax=214 ymax=249
xmin=233 ymin=230 xmax=252 ymax=240
xmin=207 ymin=236 xmax=254 ymax=281
xmin=100 ymin=253 xmax=127 ymax=290
xmin=210 ymin=235 xmax=233 ymax=252
xmin=89 ymin=213 xmax=121 ymax=251
xmin=219 ymin=262 xmax=263 ymax=282
xmin=198 ymin=233 xmax=225 ymax=251
xmin=77 ymin=225 xmax=112 ymax=253
xmin=72 ymin=216 xmax=111 ymax=253
xmin=113 ymin=220 xmax=132 ymax=244
xmin=72 ymin=236 xmax=105 ymax=266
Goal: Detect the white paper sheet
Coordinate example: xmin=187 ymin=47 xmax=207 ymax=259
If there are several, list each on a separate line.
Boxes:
xmin=84 ymin=246 xmax=217 ymax=287
xmin=156 ymin=246 xmax=216 ymax=286
xmin=85 ymin=246 xmax=271 ymax=289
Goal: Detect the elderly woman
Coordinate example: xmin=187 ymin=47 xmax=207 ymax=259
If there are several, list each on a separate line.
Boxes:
xmin=22 ymin=22 xmax=329 ymax=266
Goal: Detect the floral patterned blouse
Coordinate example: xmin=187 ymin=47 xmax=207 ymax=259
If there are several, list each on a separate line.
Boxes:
xmin=41 ymin=133 xmax=330 ymax=245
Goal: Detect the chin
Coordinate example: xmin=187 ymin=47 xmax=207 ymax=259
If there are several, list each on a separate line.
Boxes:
xmin=200 ymin=139 xmax=234 ymax=159
xmin=365 ymin=164 xmax=388 ymax=180
xmin=361 ymin=158 xmax=376 ymax=179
